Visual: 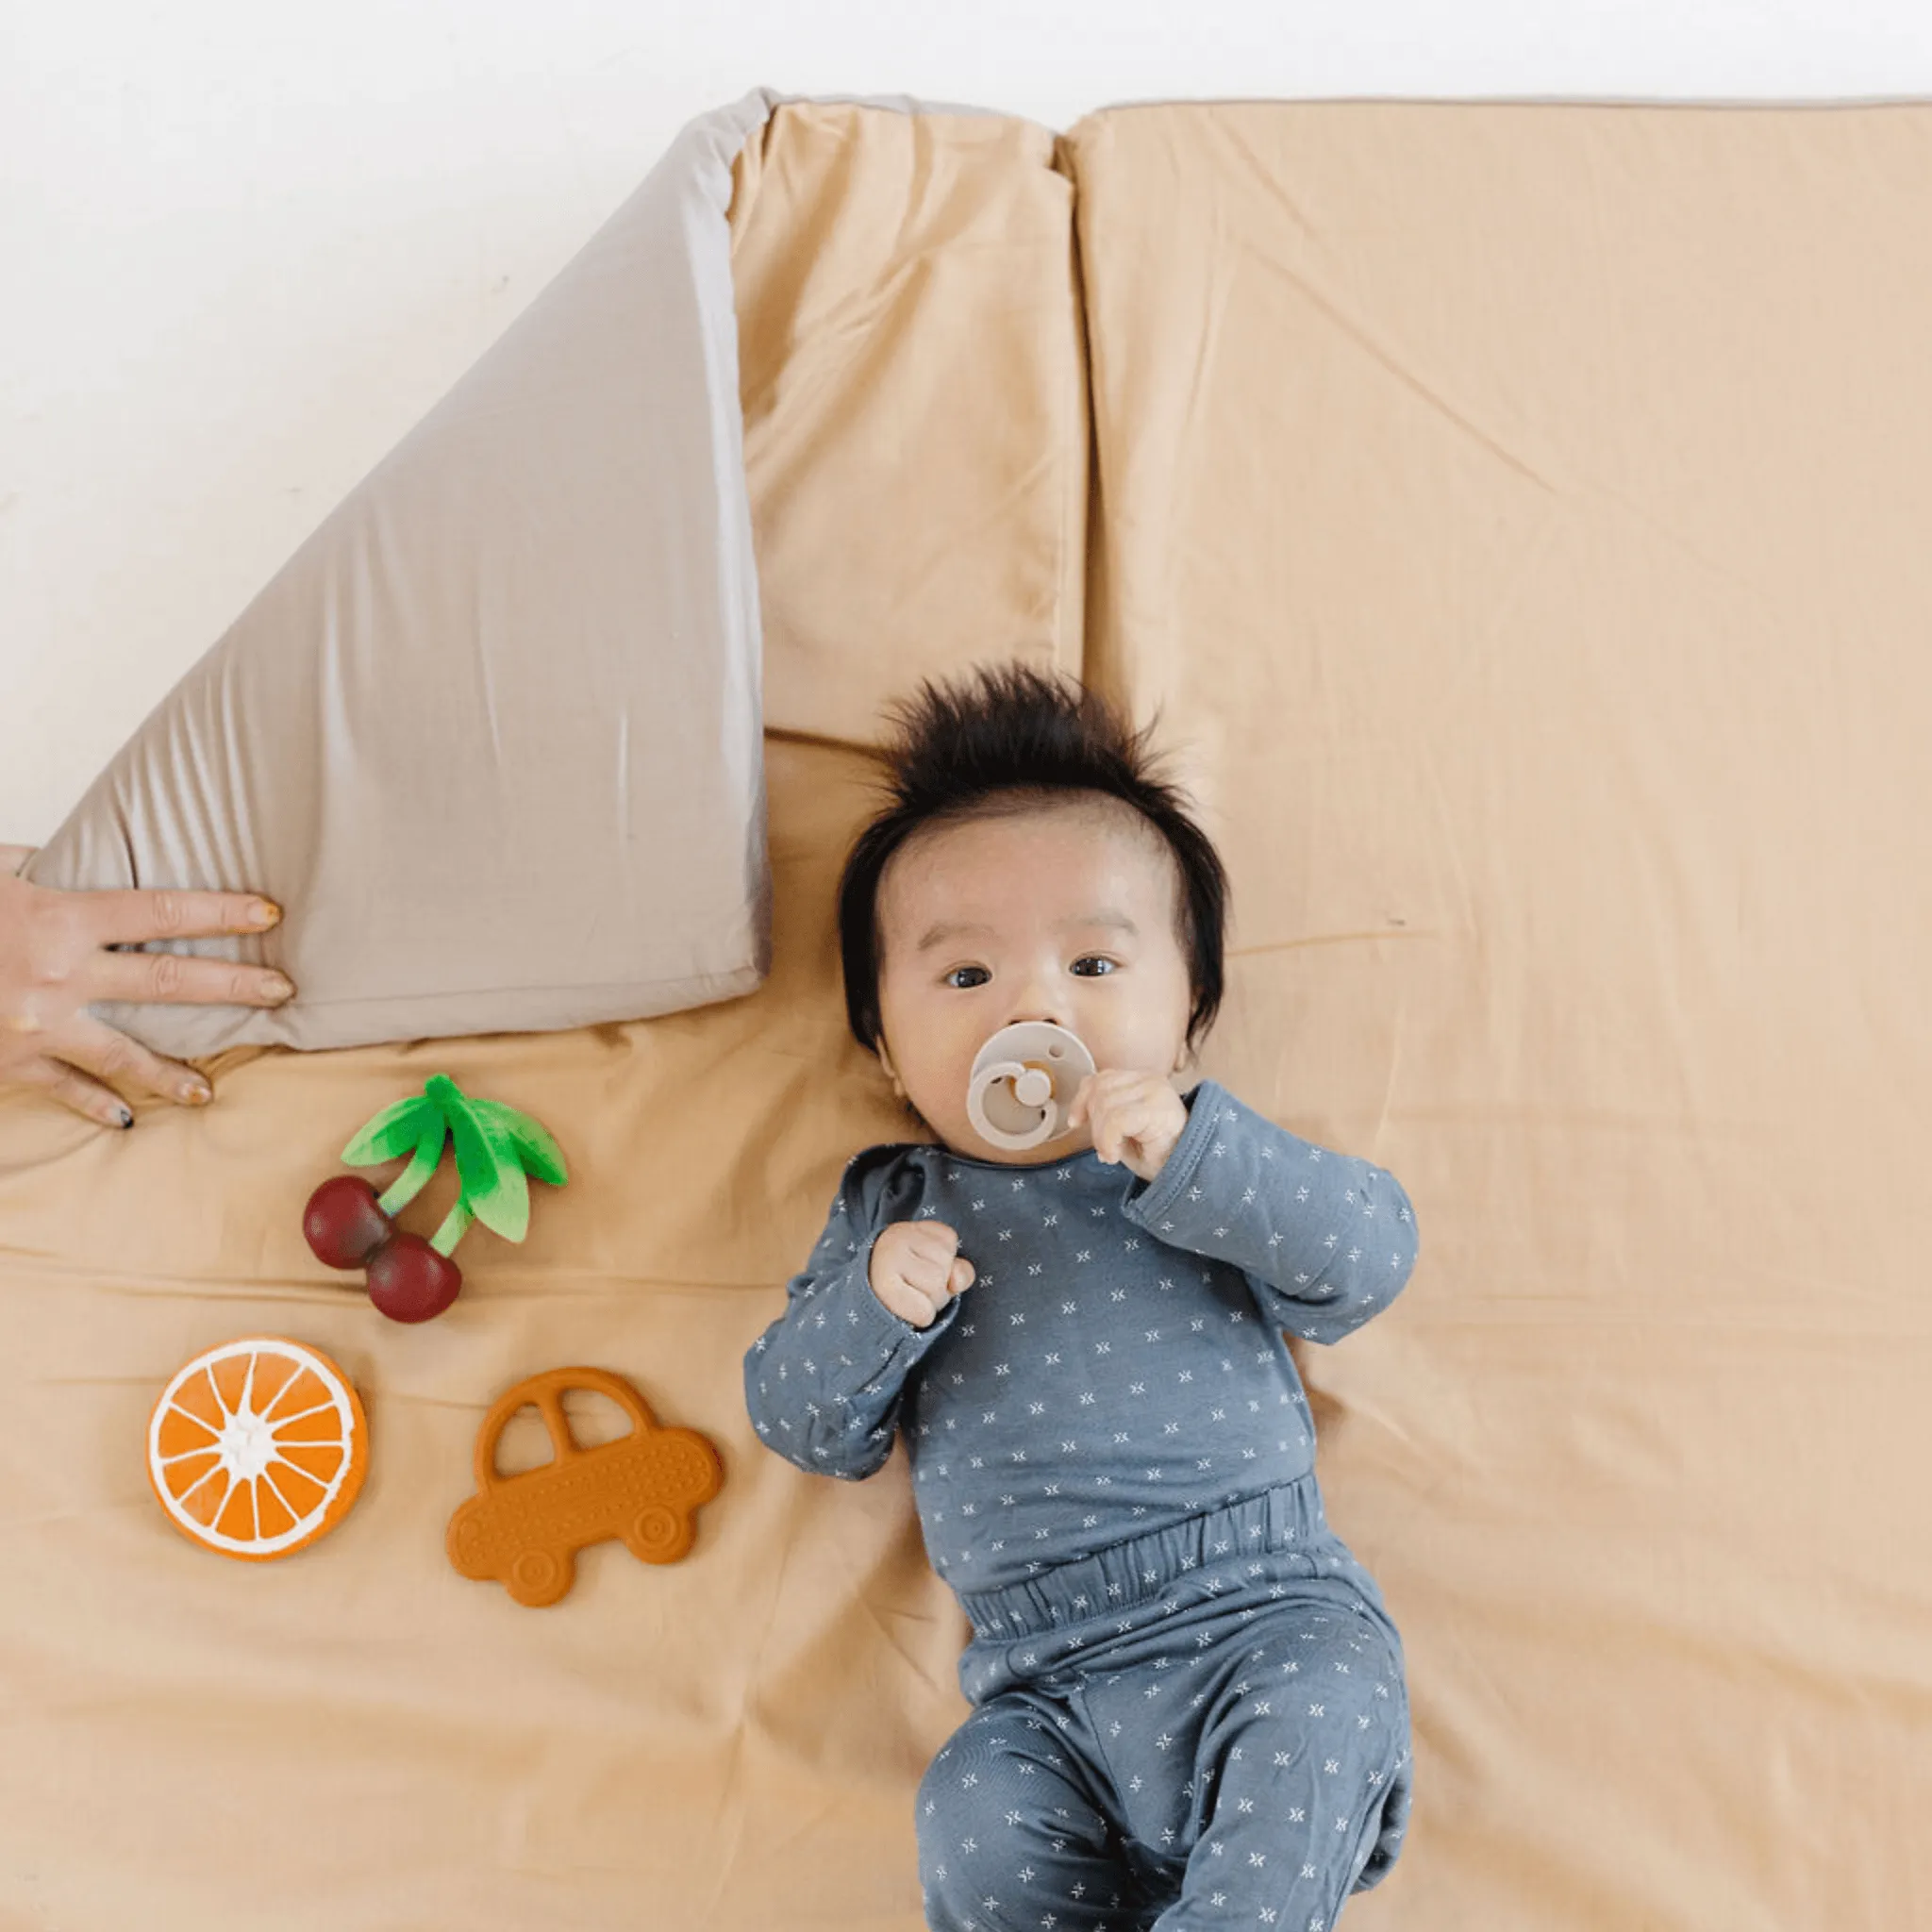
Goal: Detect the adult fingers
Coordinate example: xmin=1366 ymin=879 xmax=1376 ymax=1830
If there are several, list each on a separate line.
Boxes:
xmin=7 ymin=1051 xmax=138 ymax=1129
xmin=37 ymin=1010 xmax=213 ymax=1112
xmin=69 ymin=883 xmax=281 ymax=948
xmin=89 ymin=946 xmax=295 ymax=1011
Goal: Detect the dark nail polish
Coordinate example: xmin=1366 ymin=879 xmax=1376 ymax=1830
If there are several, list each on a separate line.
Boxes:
xmin=118 ymin=1108 xmax=135 ymax=1129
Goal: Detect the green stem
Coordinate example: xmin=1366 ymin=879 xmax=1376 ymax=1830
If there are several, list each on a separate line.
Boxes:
xmin=429 ymin=1196 xmax=475 ymax=1257
xmin=377 ymin=1128 xmax=443 ymax=1217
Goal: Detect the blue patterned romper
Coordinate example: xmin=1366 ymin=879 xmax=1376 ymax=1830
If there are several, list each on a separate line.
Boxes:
xmin=745 ymin=1079 xmax=1420 ymax=1930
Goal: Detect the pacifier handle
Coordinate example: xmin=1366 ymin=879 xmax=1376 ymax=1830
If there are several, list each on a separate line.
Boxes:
xmin=965 ymin=1023 xmax=1097 ymax=1152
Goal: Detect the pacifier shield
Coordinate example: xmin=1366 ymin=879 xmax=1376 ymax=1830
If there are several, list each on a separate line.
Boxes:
xmin=965 ymin=1022 xmax=1097 ymax=1152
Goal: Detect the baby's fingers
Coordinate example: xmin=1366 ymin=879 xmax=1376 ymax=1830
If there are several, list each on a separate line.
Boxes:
xmin=1097 ymin=1100 xmax=1146 ymax=1157
xmin=908 ymin=1247 xmax=970 ymax=1304
xmin=882 ymin=1277 xmax=939 ymax=1329
xmin=893 ymin=1256 xmax=973 ymax=1327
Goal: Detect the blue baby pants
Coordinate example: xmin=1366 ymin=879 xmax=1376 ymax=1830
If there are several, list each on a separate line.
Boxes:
xmin=917 ymin=1487 xmax=1412 ymax=1932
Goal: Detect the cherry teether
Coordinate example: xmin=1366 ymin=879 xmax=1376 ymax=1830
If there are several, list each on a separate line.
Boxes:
xmin=301 ymin=1074 xmax=568 ymax=1324
xmin=965 ymin=1022 xmax=1097 ymax=1152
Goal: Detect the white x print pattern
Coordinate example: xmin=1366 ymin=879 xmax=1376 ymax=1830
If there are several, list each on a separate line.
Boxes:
xmin=746 ymin=1080 xmax=1419 ymax=1599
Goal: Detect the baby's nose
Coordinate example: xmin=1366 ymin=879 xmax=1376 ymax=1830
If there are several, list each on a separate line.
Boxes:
xmin=1005 ymin=1005 xmax=1065 ymax=1031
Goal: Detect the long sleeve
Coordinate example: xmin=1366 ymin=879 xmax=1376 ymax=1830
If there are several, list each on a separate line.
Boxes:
xmin=1123 ymin=1079 xmax=1420 ymax=1344
xmin=743 ymin=1145 xmax=964 ymax=1481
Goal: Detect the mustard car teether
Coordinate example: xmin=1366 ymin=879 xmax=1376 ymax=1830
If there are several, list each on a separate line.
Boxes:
xmin=965 ymin=1021 xmax=1097 ymax=1152
xmin=446 ymin=1366 xmax=723 ymax=1607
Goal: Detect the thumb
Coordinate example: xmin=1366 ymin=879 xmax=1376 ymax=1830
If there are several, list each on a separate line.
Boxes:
xmin=949 ymin=1257 xmax=975 ymax=1294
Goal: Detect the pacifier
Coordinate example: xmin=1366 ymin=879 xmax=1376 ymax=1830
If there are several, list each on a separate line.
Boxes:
xmin=965 ymin=1022 xmax=1097 ymax=1153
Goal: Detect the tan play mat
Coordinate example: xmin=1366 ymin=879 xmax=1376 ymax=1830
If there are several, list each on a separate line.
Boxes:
xmin=3 ymin=95 xmax=1928 ymax=1928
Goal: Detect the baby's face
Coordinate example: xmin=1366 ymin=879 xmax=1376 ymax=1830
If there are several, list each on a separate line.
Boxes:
xmin=873 ymin=796 xmax=1195 ymax=1164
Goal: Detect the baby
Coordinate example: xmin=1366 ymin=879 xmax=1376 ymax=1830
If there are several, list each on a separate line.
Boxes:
xmin=744 ymin=663 xmax=1419 ymax=1931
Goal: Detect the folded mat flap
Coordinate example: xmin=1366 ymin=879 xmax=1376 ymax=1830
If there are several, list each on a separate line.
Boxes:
xmin=23 ymin=89 xmax=789 ymax=1058
xmin=733 ymin=98 xmax=1088 ymax=750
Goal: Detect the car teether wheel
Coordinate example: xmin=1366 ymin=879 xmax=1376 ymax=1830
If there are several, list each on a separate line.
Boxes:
xmin=625 ymin=1505 xmax=689 ymax=1563
xmin=508 ymin=1546 xmax=571 ymax=1607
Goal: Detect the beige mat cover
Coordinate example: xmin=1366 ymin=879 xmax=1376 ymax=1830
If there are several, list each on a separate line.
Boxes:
xmin=4 ymin=93 xmax=1928 ymax=1929
xmin=1064 ymin=100 xmax=1932 ymax=1927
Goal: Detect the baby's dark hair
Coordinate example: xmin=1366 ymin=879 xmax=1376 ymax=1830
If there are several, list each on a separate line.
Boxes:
xmin=838 ymin=659 xmax=1229 ymax=1060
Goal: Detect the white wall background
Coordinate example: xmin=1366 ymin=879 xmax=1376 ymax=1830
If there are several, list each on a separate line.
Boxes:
xmin=6 ymin=0 xmax=1932 ymax=841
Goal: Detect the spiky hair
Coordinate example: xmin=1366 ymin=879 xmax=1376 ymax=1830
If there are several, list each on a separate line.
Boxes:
xmin=836 ymin=659 xmax=1229 ymax=1058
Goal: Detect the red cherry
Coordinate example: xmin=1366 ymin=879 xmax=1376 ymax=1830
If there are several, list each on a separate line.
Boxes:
xmin=304 ymin=1175 xmax=394 ymax=1270
xmin=365 ymin=1234 xmax=463 ymax=1324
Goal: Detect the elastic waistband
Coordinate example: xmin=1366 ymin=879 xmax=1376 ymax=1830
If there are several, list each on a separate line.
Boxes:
xmin=956 ymin=1481 xmax=1336 ymax=1641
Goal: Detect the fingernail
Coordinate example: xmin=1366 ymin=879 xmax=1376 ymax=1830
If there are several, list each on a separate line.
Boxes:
xmin=262 ymin=974 xmax=295 ymax=1001
xmin=117 ymin=1108 xmax=134 ymax=1129
xmin=180 ymin=1080 xmax=212 ymax=1105
xmin=249 ymin=899 xmax=282 ymax=928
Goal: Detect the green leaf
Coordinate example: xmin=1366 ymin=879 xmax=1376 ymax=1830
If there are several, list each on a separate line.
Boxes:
xmin=342 ymin=1093 xmax=437 ymax=1166
xmin=470 ymin=1099 xmax=568 ymax=1187
xmin=445 ymin=1094 xmax=530 ymax=1243
xmin=375 ymin=1114 xmax=447 ymax=1217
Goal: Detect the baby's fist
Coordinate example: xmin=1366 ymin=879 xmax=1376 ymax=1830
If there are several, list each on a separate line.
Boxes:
xmin=868 ymin=1220 xmax=974 ymax=1329
xmin=1067 ymin=1069 xmax=1189 ymax=1183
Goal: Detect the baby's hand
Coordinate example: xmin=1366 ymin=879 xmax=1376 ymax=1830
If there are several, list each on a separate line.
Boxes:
xmin=868 ymin=1220 xmax=975 ymax=1329
xmin=1067 ymin=1070 xmax=1188 ymax=1183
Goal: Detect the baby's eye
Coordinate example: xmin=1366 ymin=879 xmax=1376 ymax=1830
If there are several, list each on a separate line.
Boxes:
xmin=941 ymin=958 xmax=1115 ymax=989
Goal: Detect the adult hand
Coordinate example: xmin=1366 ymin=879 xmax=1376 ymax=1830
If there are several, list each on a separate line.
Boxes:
xmin=0 ymin=844 xmax=296 ymax=1128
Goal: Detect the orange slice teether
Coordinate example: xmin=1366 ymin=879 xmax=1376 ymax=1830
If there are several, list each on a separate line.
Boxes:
xmin=147 ymin=1337 xmax=369 ymax=1561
